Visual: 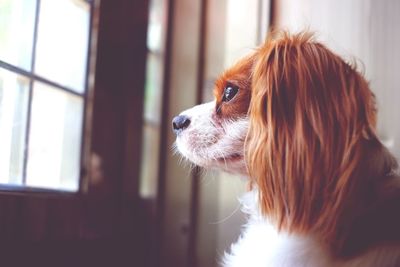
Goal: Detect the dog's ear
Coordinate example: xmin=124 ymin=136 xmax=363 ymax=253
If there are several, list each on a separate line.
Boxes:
xmin=245 ymin=32 xmax=379 ymax=242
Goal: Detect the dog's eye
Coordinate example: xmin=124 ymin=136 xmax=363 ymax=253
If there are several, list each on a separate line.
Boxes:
xmin=222 ymin=85 xmax=239 ymax=102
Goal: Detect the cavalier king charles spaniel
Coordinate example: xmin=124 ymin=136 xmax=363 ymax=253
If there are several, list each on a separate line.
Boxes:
xmin=172 ymin=32 xmax=400 ymax=266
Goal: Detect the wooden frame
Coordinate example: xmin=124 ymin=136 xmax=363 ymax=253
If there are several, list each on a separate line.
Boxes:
xmin=0 ymin=0 xmax=150 ymax=266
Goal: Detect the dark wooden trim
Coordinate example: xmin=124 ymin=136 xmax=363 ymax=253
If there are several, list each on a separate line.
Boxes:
xmin=88 ymin=0 xmax=149 ymax=240
xmin=0 ymin=184 xmax=78 ymax=197
xmin=269 ymin=0 xmax=276 ymax=28
xmin=79 ymin=0 xmax=96 ymax=192
xmin=156 ymin=0 xmax=175 ymax=265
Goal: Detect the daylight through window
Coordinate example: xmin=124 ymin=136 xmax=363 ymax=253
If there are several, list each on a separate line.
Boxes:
xmin=0 ymin=0 xmax=92 ymax=191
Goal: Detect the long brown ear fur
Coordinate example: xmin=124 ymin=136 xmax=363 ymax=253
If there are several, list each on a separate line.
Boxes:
xmin=246 ymin=31 xmax=399 ymax=255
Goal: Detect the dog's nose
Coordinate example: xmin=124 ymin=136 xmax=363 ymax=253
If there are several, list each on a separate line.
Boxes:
xmin=172 ymin=115 xmax=191 ymax=134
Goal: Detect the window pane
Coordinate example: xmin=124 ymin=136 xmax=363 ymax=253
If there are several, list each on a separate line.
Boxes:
xmin=144 ymin=53 xmax=163 ymax=124
xmin=34 ymin=0 xmax=90 ymax=93
xmin=0 ymin=68 xmax=29 ymax=185
xmin=140 ymin=123 xmax=160 ymax=198
xmin=26 ymin=82 xmax=83 ymax=191
xmin=0 ymin=0 xmax=36 ymax=70
xmin=140 ymin=0 xmax=166 ymax=198
xmin=147 ymin=0 xmax=166 ymax=52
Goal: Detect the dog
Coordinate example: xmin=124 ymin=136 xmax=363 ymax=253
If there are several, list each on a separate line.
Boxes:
xmin=172 ymin=32 xmax=400 ymax=266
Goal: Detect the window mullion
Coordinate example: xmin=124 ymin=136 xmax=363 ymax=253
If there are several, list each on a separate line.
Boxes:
xmin=79 ymin=0 xmax=96 ymax=192
xmin=22 ymin=0 xmax=41 ymax=185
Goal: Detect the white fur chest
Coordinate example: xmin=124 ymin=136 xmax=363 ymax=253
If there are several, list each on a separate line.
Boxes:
xmin=221 ymin=191 xmax=400 ymax=267
xmin=222 ymin=192 xmax=332 ymax=267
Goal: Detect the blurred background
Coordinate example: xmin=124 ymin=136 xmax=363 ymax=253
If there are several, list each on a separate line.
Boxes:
xmin=0 ymin=0 xmax=399 ymax=266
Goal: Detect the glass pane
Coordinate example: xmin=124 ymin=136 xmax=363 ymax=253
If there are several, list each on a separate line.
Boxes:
xmin=26 ymin=82 xmax=83 ymax=191
xmin=140 ymin=123 xmax=160 ymax=198
xmin=147 ymin=0 xmax=166 ymax=52
xmin=144 ymin=53 xmax=163 ymax=124
xmin=34 ymin=0 xmax=90 ymax=93
xmin=0 ymin=68 xmax=29 ymax=185
xmin=0 ymin=0 xmax=36 ymax=70
xmin=140 ymin=0 xmax=166 ymax=198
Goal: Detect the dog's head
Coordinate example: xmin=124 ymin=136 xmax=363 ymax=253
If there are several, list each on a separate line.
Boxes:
xmin=172 ymin=32 xmax=398 ymax=252
xmin=172 ymin=31 xmax=377 ymax=178
xmin=172 ymin=52 xmax=256 ymax=174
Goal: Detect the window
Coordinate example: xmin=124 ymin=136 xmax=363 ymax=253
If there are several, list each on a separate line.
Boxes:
xmin=139 ymin=0 xmax=167 ymax=198
xmin=0 ymin=0 xmax=92 ymax=192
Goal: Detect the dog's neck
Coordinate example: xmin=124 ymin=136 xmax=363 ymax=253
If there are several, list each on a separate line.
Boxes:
xmin=251 ymin=139 xmax=400 ymax=259
xmin=330 ymin=141 xmax=400 ymax=258
xmin=224 ymin=180 xmax=400 ymax=267
xmin=338 ymin=170 xmax=400 ymax=258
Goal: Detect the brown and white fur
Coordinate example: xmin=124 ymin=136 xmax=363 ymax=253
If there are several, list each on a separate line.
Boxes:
xmin=172 ymin=32 xmax=400 ymax=267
